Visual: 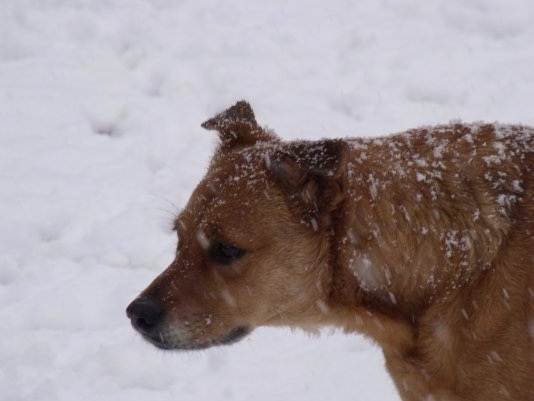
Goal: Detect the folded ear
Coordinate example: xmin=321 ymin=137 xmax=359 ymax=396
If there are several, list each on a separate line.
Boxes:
xmin=267 ymin=139 xmax=349 ymax=230
xmin=201 ymin=100 xmax=277 ymax=148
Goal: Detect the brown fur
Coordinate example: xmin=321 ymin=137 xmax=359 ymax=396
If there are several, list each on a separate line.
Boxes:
xmin=127 ymin=101 xmax=534 ymax=401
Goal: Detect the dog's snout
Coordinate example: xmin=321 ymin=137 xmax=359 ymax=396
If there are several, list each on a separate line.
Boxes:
xmin=126 ymin=298 xmax=164 ymax=334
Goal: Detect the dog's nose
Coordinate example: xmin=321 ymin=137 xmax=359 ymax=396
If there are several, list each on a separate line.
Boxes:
xmin=126 ymin=298 xmax=164 ymax=334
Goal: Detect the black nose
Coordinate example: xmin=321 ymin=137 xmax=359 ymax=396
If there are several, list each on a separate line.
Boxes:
xmin=126 ymin=298 xmax=164 ymax=334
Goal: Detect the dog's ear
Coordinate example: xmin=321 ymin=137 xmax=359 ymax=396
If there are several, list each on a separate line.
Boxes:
xmin=267 ymin=139 xmax=349 ymax=230
xmin=201 ymin=100 xmax=276 ymax=148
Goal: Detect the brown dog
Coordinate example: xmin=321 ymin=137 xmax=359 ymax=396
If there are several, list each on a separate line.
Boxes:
xmin=127 ymin=101 xmax=534 ymax=401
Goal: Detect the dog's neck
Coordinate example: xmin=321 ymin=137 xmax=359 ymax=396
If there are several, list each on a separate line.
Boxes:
xmin=330 ymin=138 xmax=447 ymax=316
xmin=325 ymin=132 xmax=514 ymax=344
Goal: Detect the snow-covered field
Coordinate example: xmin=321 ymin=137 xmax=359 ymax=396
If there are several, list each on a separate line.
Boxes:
xmin=1 ymin=1 xmax=534 ymax=400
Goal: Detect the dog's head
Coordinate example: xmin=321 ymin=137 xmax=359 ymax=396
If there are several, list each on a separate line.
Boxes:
xmin=126 ymin=101 xmax=349 ymax=350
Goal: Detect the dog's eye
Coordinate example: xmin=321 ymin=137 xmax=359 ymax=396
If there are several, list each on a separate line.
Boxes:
xmin=210 ymin=243 xmax=245 ymax=265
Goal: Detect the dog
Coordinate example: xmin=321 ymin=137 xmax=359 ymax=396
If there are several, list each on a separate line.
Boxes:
xmin=127 ymin=101 xmax=534 ymax=401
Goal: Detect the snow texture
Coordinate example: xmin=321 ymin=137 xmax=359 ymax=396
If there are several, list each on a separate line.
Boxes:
xmin=1 ymin=0 xmax=534 ymax=400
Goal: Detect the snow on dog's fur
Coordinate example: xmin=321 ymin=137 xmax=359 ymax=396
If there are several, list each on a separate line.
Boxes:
xmin=127 ymin=101 xmax=534 ymax=401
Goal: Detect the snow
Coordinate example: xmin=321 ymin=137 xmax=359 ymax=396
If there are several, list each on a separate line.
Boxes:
xmin=1 ymin=0 xmax=534 ymax=400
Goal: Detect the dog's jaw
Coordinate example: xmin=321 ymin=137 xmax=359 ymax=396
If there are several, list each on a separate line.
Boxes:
xmin=139 ymin=323 xmax=251 ymax=351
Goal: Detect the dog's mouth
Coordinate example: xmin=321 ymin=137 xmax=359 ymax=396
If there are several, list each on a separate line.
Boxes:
xmin=141 ymin=325 xmax=251 ymax=351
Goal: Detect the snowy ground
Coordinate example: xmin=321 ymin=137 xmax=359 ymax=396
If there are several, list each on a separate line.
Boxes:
xmin=1 ymin=0 xmax=534 ymax=400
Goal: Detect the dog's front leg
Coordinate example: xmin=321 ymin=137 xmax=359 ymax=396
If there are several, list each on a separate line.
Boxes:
xmin=383 ymin=350 xmax=458 ymax=401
